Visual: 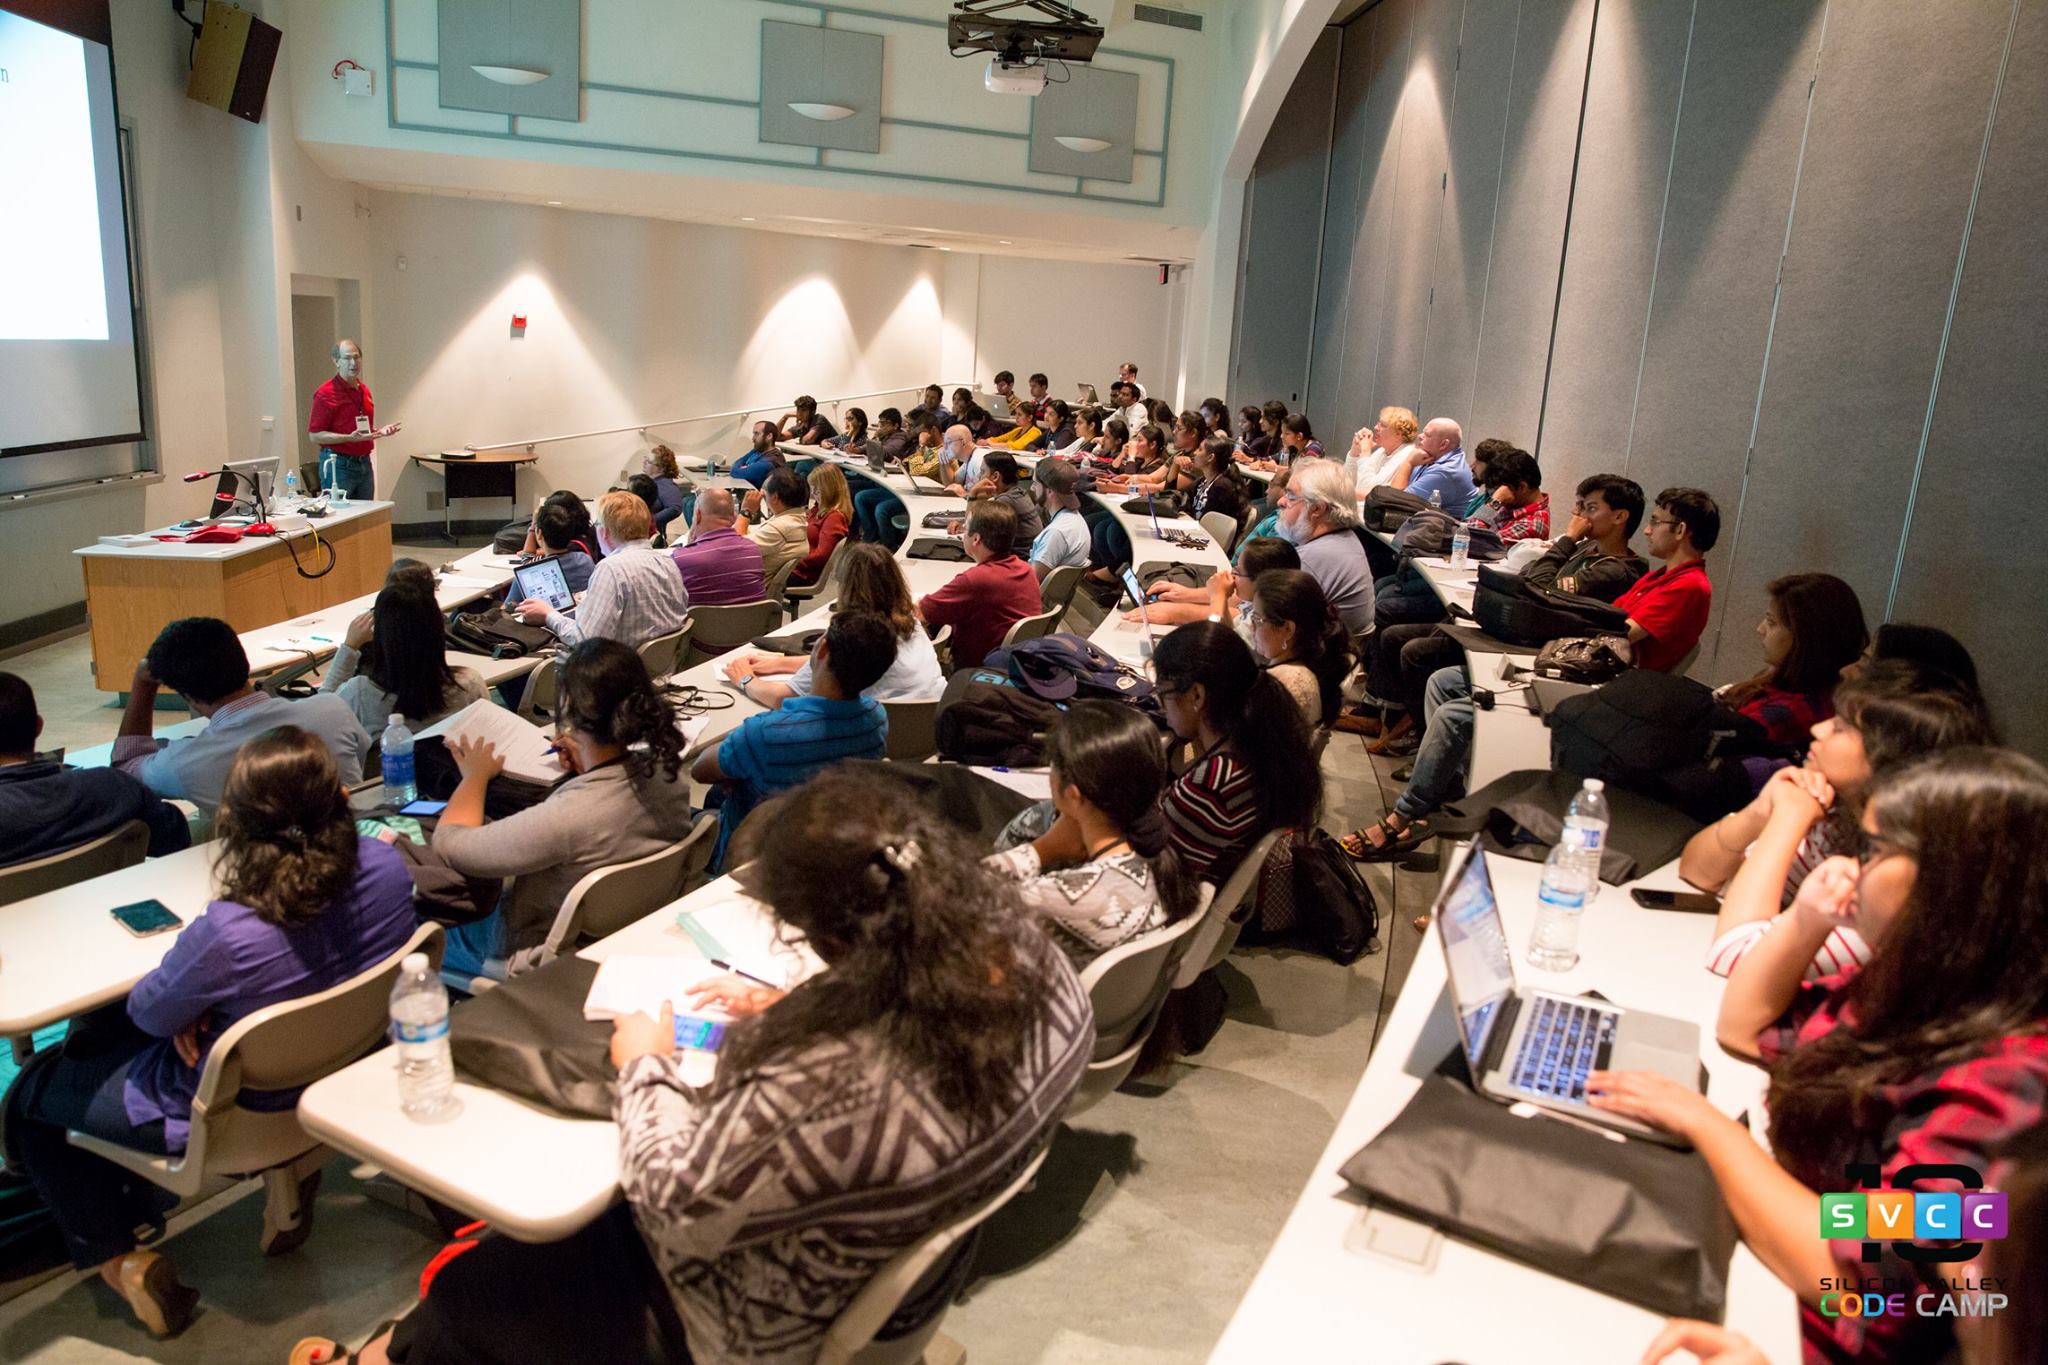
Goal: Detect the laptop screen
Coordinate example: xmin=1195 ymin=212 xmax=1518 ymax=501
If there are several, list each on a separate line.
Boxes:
xmin=512 ymin=557 xmax=574 ymax=612
xmin=1434 ymin=840 xmax=1517 ymax=1072
xmin=1120 ymin=567 xmax=1149 ymax=612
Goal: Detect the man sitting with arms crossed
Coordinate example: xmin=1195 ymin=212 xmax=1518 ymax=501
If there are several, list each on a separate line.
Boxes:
xmin=516 ymin=490 xmax=690 ymax=652
xmin=114 ymin=618 xmax=370 ymax=811
xmin=670 ymin=486 xmax=767 ymax=606
xmin=1387 ymin=416 xmax=1477 ymax=511
xmin=1027 ymin=458 xmax=1091 ymax=581
xmin=737 ymin=467 xmax=813 ymax=586
xmin=1273 ymin=458 xmax=1375 ymax=637
xmin=950 ymin=450 xmax=1041 ymax=545
xmin=692 ymin=609 xmax=894 ymax=868
xmin=1615 ymin=486 xmax=1718 ymax=672
xmin=0 ymin=673 xmax=190 ymax=866
xmin=916 ymin=501 xmax=1043 ymax=669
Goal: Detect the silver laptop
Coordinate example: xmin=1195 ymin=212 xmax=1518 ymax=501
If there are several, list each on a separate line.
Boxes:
xmin=1435 ymin=838 xmax=1702 ymax=1147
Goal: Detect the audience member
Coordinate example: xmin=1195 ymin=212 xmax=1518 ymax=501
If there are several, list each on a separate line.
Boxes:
xmin=624 ymin=474 xmax=663 ymax=536
xmin=1344 ymin=406 xmax=1419 ymax=494
xmin=114 ymin=618 xmax=370 ymax=809
xmin=969 ymin=450 xmax=1043 ymax=544
xmin=1027 ymin=457 xmax=1091 ymax=578
xmin=821 ymin=405 xmax=868 ymax=452
xmin=0 ymin=673 xmax=189 ymax=866
xmin=3 ymin=728 xmax=416 ymax=1335
xmin=921 ymin=383 xmax=953 ymax=428
xmin=1235 ymin=464 xmax=1291 ymax=554
xmin=730 ymin=421 xmax=784 ymax=489
xmin=1181 ymin=437 xmax=1250 ymax=526
xmin=1248 ymin=570 xmax=1353 ymax=727
xmin=1715 ymin=573 xmax=1870 ymax=745
xmin=435 ymin=640 xmax=696 ymax=975
xmin=1521 ymin=473 xmax=1647 ymax=598
xmin=1133 ymin=535 xmax=1298 ymax=632
xmin=1338 ymin=662 xmax=1474 ymax=862
xmin=692 ymin=610 xmax=893 ymax=867
xmin=1842 ymin=621 xmax=1982 ymax=694
xmin=740 ymin=467 xmax=812 ymax=586
xmin=518 ymin=490 xmax=599 ymax=567
xmin=1274 ymin=413 xmax=1324 ymax=465
xmin=1036 ymin=398 xmax=1077 ymax=453
xmin=1389 ymin=417 xmax=1476 ymax=510
xmin=984 ymin=701 xmax=1197 ymax=967
xmin=1589 ymin=747 xmax=2048 ymax=1365
xmin=915 ymin=501 xmax=1043 ymax=668
xmin=721 ymin=545 xmax=943 ymax=707
xmin=1683 ymin=661 xmax=1993 ymax=981
xmin=1274 ymin=458 xmax=1375 ymax=636
xmin=517 ymin=490 xmax=690 ymax=652
xmin=1467 ymin=447 xmax=1549 ymax=541
xmin=642 ymin=446 xmax=687 ymax=540
xmin=669 ymin=486 xmax=767 ymax=606
xmin=1119 ymin=360 xmax=1146 ymax=400
xmin=323 ymin=583 xmax=486 ymax=736
xmin=1150 ymin=621 xmax=1320 ymax=882
xmin=1237 ymin=404 xmax=1272 ymax=462
xmin=939 ymin=423 xmax=983 ymax=493
xmin=1113 ymin=381 xmax=1147 ymax=434
xmin=1614 ymin=486 xmax=1719 ymax=672
xmin=775 ymin=394 xmax=836 ymax=445
xmin=1200 ymin=397 xmax=1231 ymax=441
xmin=789 ymin=463 xmax=854 ymax=588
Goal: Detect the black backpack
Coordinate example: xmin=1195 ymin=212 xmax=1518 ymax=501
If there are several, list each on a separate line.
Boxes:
xmin=1290 ymin=829 xmax=1380 ymax=964
xmin=1363 ymin=484 xmax=1430 ymax=532
xmin=1472 ymin=565 xmax=1629 ymax=646
xmin=934 ymin=670 xmax=1066 ymax=766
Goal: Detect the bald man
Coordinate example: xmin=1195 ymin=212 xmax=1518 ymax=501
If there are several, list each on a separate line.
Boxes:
xmin=1390 ymin=416 xmax=1475 ymax=510
xmin=671 ymin=485 xmax=766 ymax=605
xmin=307 ymin=340 xmax=402 ymax=501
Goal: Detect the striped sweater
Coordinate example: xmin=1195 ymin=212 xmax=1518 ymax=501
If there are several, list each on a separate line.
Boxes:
xmin=1161 ymin=749 xmax=1259 ymax=884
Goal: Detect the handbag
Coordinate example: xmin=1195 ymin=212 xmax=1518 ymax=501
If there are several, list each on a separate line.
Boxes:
xmin=448 ymin=954 xmax=615 ymax=1119
xmin=905 ymin=537 xmax=970 ymax=562
xmin=1473 ymin=565 xmax=1630 ymax=646
xmin=1287 ymin=828 xmax=1379 ymax=963
xmin=1533 ymin=636 xmax=1632 ymax=685
xmin=1338 ymin=1051 xmax=1738 ymax=1322
xmin=448 ymin=606 xmax=555 ymax=660
xmin=1363 ymin=484 xmax=1430 ymax=532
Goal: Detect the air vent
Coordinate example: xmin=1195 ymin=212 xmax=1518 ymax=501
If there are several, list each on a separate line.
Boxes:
xmin=1132 ymin=4 xmax=1202 ymax=31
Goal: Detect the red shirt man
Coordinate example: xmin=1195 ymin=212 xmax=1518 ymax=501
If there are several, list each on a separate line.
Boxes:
xmin=916 ymin=502 xmax=1043 ymax=668
xmin=1616 ymin=487 xmax=1720 ymax=673
xmin=306 ymin=339 xmax=400 ymax=499
xmin=308 ymin=374 xmax=374 ymax=457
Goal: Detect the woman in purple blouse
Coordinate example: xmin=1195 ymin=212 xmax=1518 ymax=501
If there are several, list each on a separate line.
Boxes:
xmin=1 ymin=727 xmax=418 ymax=1337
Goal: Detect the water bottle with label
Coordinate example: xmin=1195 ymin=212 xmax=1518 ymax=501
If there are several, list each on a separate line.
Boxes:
xmin=381 ymin=714 xmax=416 ymax=807
xmin=389 ymin=953 xmax=456 ymax=1118
xmin=1564 ymin=777 xmax=1610 ymax=879
xmin=281 ymin=465 xmax=300 ymax=511
xmin=1528 ymin=829 xmax=1593 ymax=972
xmin=1450 ymin=521 xmax=1472 ymax=568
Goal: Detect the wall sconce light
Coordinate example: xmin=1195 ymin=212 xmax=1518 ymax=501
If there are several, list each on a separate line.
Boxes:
xmin=471 ymin=65 xmax=550 ymax=86
xmin=787 ymin=101 xmax=857 ymax=121
xmin=1054 ymin=135 xmax=1112 ymax=153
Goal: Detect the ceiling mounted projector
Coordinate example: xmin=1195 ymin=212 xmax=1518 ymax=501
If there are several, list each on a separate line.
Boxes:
xmin=949 ymin=1 xmax=1103 ymax=95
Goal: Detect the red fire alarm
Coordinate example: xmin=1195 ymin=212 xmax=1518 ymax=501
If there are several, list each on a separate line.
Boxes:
xmin=511 ymin=313 xmax=528 ymax=331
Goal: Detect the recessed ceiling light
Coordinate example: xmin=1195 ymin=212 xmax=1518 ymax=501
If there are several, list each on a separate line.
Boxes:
xmin=998 ymin=239 xmax=1012 ymax=245
xmin=938 ymin=246 xmax=952 ymax=251
xmin=740 ymin=216 xmax=756 ymax=222
xmin=545 ymin=200 xmax=562 ymax=206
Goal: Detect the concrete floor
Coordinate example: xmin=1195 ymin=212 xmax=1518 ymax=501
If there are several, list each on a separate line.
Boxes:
xmin=0 ymin=547 xmax=1441 ymax=1364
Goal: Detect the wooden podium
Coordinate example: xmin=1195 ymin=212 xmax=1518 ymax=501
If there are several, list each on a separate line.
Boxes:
xmin=75 ymin=503 xmax=394 ymax=692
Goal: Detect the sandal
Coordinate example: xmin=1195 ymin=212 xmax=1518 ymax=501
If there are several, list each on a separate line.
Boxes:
xmin=1339 ymin=815 xmax=1432 ymax=863
xmin=291 ymin=1320 xmax=396 ymax=1365
xmin=106 ymin=1249 xmax=198 ymax=1338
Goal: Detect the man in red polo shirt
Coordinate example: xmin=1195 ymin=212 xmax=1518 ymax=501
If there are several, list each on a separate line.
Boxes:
xmin=1615 ymin=486 xmax=1719 ymax=673
xmin=307 ymin=339 xmax=402 ymax=501
xmin=915 ymin=500 xmax=1042 ymax=669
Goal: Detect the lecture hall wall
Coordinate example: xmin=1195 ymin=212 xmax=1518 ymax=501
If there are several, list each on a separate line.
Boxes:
xmin=1236 ymin=0 xmax=2048 ymax=758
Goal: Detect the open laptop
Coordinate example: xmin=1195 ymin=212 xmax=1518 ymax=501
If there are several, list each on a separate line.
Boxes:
xmin=1434 ymin=837 xmax=1702 ymax=1147
xmin=510 ymin=557 xmax=575 ymax=613
xmin=1120 ymin=565 xmax=1157 ymax=658
xmin=901 ymin=466 xmax=961 ymax=497
xmin=862 ymin=438 xmax=890 ymax=473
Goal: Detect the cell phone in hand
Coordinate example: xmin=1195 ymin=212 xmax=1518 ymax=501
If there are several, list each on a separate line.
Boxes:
xmin=398 ymin=798 xmax=448 ymax=817
xmin=111 ymin=899 xmax=183 ymax=937
xmin=1629 ymin=887 xmax=1721 ymax=914
xmin=673 ymin=1015 xmax=727 ymax=1052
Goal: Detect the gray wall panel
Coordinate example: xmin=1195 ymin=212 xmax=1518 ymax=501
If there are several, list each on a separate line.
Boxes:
xmin=1306 ymin=19 xmax=1380 ymax=425
xmin=1370 ymin=0 xmax=1462 ymax=410
xmin=1232 ymin=28 xmax=1340 ymax=409
xmin=1415 ymin=0 xmax=1520 ymax=427
xmin=1465 ymin=0 xmax=1594 ymax=445
xmin=1892 ymin=0 xmax=2046 ymax=758
xmin=1623 ymin=1 xmax=1822 ymax=527
xmin=1333 ymin=0 xmax=1415 ymax=438
xmin=1718 ymin=2 xmax=2010 ymax=682
xmin=1538 ymin=0 xmax=1694 ymax=491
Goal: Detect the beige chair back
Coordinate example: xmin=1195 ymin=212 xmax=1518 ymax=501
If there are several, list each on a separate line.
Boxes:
xmin=1067 ymin=896 xmax=1211 ymax=1115
xmin=781 ymin=537 xmax=850 ymax=615
xmin=637 ymin=621 xmax=695 ymax=680
xmin=1000 ymin=605 xmax=1064 ymax=649
xmin=0 ymin=820 xmax=151 ymax=908
xmin=1200 ymin=510 xmax=1240 ymax=555
xmin=817 ymin=1146 xmax=1052 ymax=1365
xmin=540 ymin=814 xmax=719 ymax=955
xmin=1037 ymin=563 xmax=1084 ymax=616
xmin=519 ymin=655 xmax=561 ymax=724
xmin=1175 ymin=828 xmax=1287 ymax=989
xmin=764 ymin=556 xmax=799 ymax=606
xmin=880 ymin=699 xmax=942 ymax=761
xmin=679 ymin=599 xmax=786 ymax=670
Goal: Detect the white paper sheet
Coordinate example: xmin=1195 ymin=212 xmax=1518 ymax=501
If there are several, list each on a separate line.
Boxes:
xmin=582 ymin=955 xmax=727 ymax=1020
xmin=414 ymin=699 xmax=562 ymax=785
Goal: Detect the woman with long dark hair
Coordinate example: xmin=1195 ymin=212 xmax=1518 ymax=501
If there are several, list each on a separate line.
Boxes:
xmin=823 ymin=405 xmax=868 ymax=450
xmin=5 ymin=728 xmax=417 ymax=1337
xmin=1589 ymin=747 xmax=2048 ymax=1365
xmin=1181 ymin=436 xmax=1249 ymax=525
xmin=1682 ymin=661 xmax=1993 ymax=983
xmin=1717 ymin=573 xmax=1870 ymax=745
xmin=1842 ymin=621 xmax=1983 ymax=694
xmin=309 ymin=771 xmax=1091 ymax=1365
xmin=433 ymin=639 xmax=696 ymax=975
xmin=323 ymin=582 xmax=485 ymax=736
xmin=985 ymin=701 xmax=1199 ymax=966
xmin=1151 ymin=621 xmax=1320 ymax=882
xmin=1248 ymin=569 xmax=1352 ymax=727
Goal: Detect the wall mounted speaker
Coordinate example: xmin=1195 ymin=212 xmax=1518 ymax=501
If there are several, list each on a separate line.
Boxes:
xmin=186 ymin=2 xmax=280 ymax=124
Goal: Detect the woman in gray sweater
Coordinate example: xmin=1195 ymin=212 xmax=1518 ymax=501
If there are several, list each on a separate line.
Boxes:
xmin=433 ymin=640 xmax=697 ymax=976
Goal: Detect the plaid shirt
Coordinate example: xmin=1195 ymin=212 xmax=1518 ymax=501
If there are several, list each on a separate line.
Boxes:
xmin=1473 ymin=490 xmax=1551 ymax=543
xmin=1738 ymin=684 xmax=1833 ymax=747
xmin=545 ymin=538 xmax=690 ymax=654
xmin=1757 ymin=977 xmax=2048 ymax=1364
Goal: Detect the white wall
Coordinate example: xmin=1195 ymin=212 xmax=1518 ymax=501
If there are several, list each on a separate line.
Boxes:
xmin=970 ymin=254 xmax=1182 ymax=404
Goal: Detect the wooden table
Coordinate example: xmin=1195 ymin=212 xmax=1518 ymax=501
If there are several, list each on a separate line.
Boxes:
xmin=75 ymin=502 xmax=395 ymax=693
xmin=409 ymin=450 xmax=540 ymax=539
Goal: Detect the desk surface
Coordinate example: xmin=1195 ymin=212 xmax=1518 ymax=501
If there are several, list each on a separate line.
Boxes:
xmin=74 ymin=501 xmax=395 ymax=563
xmin=1209 ymin=854 xmax=1798 ymax=1363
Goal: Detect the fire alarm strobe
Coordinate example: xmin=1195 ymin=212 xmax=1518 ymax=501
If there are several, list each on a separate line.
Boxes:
xmin=511 ymin=314 xmax=528 ymax=329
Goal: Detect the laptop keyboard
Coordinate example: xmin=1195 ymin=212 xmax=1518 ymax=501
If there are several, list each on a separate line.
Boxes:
xmin=1508 ymin=997 xmax=1618 ymax=1104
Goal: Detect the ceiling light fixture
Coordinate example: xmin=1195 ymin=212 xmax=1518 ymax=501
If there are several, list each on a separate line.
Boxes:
xmin=545 ymin=200 xmax=562 ymax=206
xmin=740 ymin=216 xmax=756 ymax=222
xmin=787 ymin=101 xmax=857 ymax=122
xmin=471 ymin=64 xmax=549 ymax=86
xmin=1053 ymin=135 xmax=1112 ymax=154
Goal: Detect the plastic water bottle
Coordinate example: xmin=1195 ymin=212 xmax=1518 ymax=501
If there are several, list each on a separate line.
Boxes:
xmin=390 ymin=953 xmax=456 ymax=1118
xmin=381 ymin=714 xmax=417 ymax=807
xmin=281 ymin=465 xmax=300 ymax=510
xmin=1564 ymin=778 xmax=1610 ymax=880
xmin=1528 ymin=829 xmax=1593 ymax=972
xmin=1450 ymin=521 xmax=1472 ymax=568
xmin=1428 ymin=489 xmax=1442 ymax=511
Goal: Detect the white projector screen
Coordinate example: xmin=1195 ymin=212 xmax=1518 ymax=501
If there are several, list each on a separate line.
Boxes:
xmin=0 ymin=8 xmax=144 ymax=457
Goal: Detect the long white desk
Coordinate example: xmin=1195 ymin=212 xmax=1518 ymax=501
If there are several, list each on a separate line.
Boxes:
xmin=1209 ymin=854 xmax=1797 ymax=1363
xmin=1085 ymin=492 xmax=1234 ymax=667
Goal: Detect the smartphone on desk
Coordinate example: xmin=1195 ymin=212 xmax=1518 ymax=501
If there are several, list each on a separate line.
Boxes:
xmin=1629 ymin=887 xmax=1721 ymax=914
xmin=111 ymin=899 xmax=184 ymax=938
xmin=398 ymin=798 xmax=448 ymax=817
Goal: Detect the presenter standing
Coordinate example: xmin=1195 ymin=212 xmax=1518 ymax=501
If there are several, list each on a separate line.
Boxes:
xmin=307 ymin=340 xmax=401 ymax=500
